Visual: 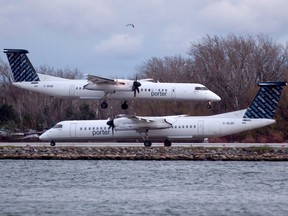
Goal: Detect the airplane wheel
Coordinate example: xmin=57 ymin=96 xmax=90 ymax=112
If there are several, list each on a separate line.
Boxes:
xmin=164 ymin=139 xmax=172 ymax=147
xmin=101 ymin=101 xmax=108 ymax=109
xmin=50 ymin=140 xmax=56 ymax=147
xmin=121 ymin=102 xmax=128 ymax=110
xmin=144 ymin=140 xmax=152 ymax=147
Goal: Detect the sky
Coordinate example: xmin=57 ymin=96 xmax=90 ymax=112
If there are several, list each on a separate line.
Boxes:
xmin=1 ymin=0 xmax=288 ymax=78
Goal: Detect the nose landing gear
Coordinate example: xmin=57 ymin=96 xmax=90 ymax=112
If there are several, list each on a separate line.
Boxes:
xmin=50 ymin=140 xmax=56 ymax=146
xmin=206 ymin=101 xmax=212 ymax=109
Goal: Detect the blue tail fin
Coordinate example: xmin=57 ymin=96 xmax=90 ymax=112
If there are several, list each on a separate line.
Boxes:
xmin=243 ymin=82 xmax=287 ymax=119
xmin=3 ymin=49 xmax=40 ymax=82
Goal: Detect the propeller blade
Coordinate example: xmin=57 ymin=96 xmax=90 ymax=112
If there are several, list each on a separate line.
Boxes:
xmin=106 ymin=119 xmax=115 ymax=135
xmin=132 ymin=78 xmax=141 ymax=97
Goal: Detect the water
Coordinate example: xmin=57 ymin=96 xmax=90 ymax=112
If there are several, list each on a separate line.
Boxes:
xmin=0 ymin=160 xmax=287 ymax=216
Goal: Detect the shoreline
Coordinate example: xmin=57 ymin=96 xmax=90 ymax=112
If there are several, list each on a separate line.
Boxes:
xmin=1 ymin=145 xmax=288 ymax=161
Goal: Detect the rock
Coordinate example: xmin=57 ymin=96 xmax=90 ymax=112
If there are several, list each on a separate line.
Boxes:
xmin=0 ymin=146 xmax=288 ymax=160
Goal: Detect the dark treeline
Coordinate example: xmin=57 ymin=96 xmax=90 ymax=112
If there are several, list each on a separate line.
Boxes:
xmin=1 ymin=34 xmax=288 ymax=142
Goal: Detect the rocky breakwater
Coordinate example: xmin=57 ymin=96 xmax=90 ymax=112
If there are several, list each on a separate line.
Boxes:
xmin=1 ymin=145 xmax=288 ymax=160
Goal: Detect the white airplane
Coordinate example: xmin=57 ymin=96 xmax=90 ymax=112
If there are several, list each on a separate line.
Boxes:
xmin=4 ymin=49 xmax=221 ymax=110
xmin=39 ymin=81 xmax=287 ymax=147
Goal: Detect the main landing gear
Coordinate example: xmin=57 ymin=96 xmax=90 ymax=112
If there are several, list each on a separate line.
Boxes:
xmin=140 ymin=130 xmax=151 ymax=147
xmin=100 ymin=100 xmax=129 ymax=110
xmin=101 ymin=101 xmax=108 ymax=109
xmin=140 ymin=130 xmax=172 ymax=147
xmin=164 ymin=139 xmax=172 ymax=147
xmin=144 ymin=140 xmax=152 ymax=147
xmin=143 ymin=139 xmax=172 ymax=147
xmin=121 ymin=101 xmax=128 ymax=110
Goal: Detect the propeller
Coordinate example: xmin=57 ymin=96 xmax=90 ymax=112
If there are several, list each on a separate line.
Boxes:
xmin=107 ymin=118 xmax=115 ymax=135
xmin=132 ymin=77 xmax=141 ymax=97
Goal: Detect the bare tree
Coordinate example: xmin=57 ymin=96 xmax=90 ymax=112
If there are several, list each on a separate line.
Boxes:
xmin=188 ymin=34 xmax=288 ymax=111
xmin=137 ymin=55 xmax=193 ymax=82
xmin=38 ymin=65 xmax=83 ymax=79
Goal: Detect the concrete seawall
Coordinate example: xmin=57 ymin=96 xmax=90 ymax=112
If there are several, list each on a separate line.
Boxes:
xmin=1 ymin=145 xmax=288 ymax=160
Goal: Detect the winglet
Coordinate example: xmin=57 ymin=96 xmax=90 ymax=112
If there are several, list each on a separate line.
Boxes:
xmin=3 ymin=49 xmax=40 ymax=82
xmin=243 ymin=81 xmax=287 ymax=119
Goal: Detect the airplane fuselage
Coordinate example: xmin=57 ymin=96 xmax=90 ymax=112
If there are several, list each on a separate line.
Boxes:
xmin=13 ymin=80 xmax=221 ymax=102
xmin=40 ymin=116 xmax=275 ymax=143
xmin=4 ymin=49 xmax=220 ymax=108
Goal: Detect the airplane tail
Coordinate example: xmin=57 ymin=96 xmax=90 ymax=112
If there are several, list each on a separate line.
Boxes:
xmin=243 ymin=81 xmax=287 ymax=119
xmin=3 ymin=49 xmax=40 ymax=82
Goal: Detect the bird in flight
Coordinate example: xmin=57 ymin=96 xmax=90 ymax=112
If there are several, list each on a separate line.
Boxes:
xmin=126 ymin=24 xmax=134 ymax=28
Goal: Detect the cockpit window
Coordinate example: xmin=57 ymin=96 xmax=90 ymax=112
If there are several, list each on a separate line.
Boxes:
xmin=53 ymin=124 xmax=63 ymax=129
xmin=195 ymin=87 xmax=209 ymax=90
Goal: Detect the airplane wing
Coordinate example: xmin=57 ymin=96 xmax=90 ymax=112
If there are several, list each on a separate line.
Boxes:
xmin=112 ymin=115 xmax=172 ymax=131
xmin=127 ymin=116 xmax=155 ymax=123
xmin=87 ymin=74 xmax=125 ymax=85
xmin=116 ymin=114 xmax=154 ymax=122
xmin=85 ymin=75 xmax=142 ymax=97
xmin=139 ymin=78 xmax=154 ymax=82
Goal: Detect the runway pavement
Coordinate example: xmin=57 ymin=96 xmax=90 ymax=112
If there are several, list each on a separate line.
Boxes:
xmin=0 ymin=142 xmax=288 ymax=148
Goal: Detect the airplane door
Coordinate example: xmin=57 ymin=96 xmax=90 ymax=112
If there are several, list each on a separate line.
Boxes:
xmin=69 ymin=85 xmax=76 ymax=96
xmin=197 ymin=120 xmax=204 ymax=135
xmin=70 ymin=123 xmax=76 ymax=137
xmin=172 ymin=87 xmax=176 ymax=98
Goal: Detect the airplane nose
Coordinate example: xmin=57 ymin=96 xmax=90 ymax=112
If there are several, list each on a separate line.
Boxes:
xmin=39 ymin=131 xmax=49 ymax=141
xmin=214 ymin=94 xmax=221 ymax=101
xmin=209 ymin=91 xmax=221 ymax=101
